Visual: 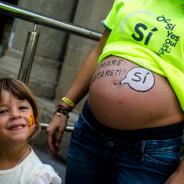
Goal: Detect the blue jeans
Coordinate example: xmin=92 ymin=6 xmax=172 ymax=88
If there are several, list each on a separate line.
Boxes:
xmin=65 ymin=102 xmax=184 ymax=184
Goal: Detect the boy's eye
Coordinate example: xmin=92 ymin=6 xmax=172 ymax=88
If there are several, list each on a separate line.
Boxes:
xmin=0 ymin=109 xmax=8 ymax=114
xmin=19 ymin=106 xmax=30 ymax=110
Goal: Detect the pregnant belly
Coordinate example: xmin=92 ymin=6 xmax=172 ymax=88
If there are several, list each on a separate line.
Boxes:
xmin=88 ymin=56 xmax=183 ymax=130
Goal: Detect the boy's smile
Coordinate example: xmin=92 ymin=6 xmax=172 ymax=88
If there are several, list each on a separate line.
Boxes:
xmin=0 ymin=90 xmax=35 ymax=143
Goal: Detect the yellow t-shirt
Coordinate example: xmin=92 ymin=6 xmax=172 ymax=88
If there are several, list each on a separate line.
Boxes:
xmin=99 ymin=0 xmax=184 ymax=111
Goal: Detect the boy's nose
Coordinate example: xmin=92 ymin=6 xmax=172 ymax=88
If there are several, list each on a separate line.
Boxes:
xmin=10 ymin=109 xmax=21 ymax=119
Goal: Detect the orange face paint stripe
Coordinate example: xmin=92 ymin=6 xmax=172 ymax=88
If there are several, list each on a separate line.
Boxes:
xmin=28 ymin=115 xmax=35 ymax=126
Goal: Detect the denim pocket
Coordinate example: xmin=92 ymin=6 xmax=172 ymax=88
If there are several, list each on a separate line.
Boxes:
xmin=71 ymin=114 xmax=85 ymax=138
xmin=144 ymin=138 xmax=182 ymax=170
xmin=72 ymin=113 xmax=98 ymax=139
xmin=145 ymin=151 xmax=180 ymax=166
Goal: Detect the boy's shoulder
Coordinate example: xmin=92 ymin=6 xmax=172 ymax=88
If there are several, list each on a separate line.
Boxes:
xmin=23 ymin=148 xmax=62 ymax=183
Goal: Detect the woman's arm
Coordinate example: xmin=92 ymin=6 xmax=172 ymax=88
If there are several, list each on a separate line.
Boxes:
xmin=63 ymin=29 xmax=110 ymax=104
xmin=47 ymin=29 xmax=110 ymax=154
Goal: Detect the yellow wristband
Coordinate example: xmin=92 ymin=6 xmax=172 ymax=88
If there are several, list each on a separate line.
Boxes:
xmin=61 ymin=97 xmax=75 ymax=108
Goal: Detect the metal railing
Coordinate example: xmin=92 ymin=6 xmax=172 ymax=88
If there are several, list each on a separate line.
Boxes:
xmin=17 ymin=24 xmax=39 ymax=84
xmin=0 ymin=2 xmax=102 ymax=40
xmin=0 ymin=2 xmax=102 ymax=130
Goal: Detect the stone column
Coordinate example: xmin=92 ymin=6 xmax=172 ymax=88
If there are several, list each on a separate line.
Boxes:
xmin=56 ymin=0 xmax=114 ymax=111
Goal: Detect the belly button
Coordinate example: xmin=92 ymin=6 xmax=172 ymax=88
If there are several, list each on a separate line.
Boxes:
xmin=113 ymin=80 xmax=119 ymax=85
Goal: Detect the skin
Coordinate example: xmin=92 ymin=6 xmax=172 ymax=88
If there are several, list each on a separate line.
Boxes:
xmin=47 ymin=29 xmax=184 ymax=183
xmin=0 ymin=90 xmax=35 ymax=169
xmin=88 ymin=56 xmax=183 ymax=129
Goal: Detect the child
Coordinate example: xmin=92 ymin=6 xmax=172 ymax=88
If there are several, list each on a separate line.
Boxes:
xmin=0 ymin=78 xmax=62 ymax=184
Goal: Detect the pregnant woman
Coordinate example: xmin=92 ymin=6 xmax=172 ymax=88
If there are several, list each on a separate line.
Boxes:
xmin=47 ymin=0 xmax=184 ymax=183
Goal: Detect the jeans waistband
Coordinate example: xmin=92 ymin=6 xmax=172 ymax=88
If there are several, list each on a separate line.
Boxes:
xmin=82 ymin=101 xmax=184 ymax=140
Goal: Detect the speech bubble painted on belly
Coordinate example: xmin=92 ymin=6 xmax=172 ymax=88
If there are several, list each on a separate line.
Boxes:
xmin=120 ymin=67 xmax=155 ymax=92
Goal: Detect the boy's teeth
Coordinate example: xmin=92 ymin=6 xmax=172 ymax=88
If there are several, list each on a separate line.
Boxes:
xmin=11 ymin=125 xmax=24 ymax=130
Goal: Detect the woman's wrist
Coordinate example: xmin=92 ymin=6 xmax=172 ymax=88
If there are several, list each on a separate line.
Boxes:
xmin=60 ymin=96 xmax=75 ymax=109
xmin=54 ymin=96 xmax=76 ymax=118
xmin=54 ymin=104 xmax=71 ymax=118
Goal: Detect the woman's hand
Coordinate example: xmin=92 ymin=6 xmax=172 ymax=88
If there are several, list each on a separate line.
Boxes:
xmin=165 ymin=171 xmax=184 ymax=184
xmin=165 ymin=159 xmax=184 ymax=184
xmin=47 ymin=114 xmax=68 ymax=154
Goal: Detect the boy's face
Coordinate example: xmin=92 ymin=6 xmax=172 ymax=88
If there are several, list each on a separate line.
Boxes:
xmin=0 ymin=90 xmax=35 ymax=145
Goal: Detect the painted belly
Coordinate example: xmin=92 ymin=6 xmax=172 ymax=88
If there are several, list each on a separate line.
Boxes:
xmin=88 ymin=56 xmax=183 ymax=129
